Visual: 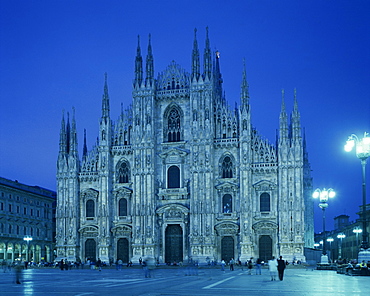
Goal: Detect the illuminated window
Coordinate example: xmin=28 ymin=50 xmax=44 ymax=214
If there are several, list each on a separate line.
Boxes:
xmin=222 ymin=194 xmax=232 ymax=213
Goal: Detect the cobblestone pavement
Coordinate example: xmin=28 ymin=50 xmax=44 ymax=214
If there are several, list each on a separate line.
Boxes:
xmin=1 ymin=265 xmax=369 ymax=296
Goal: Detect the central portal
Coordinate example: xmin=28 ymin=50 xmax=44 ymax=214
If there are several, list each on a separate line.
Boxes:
xmin=221 ymin=236 xmax=234 ymax=262
xmin=117 ymin=238 xmax=129 ymax=263
xmin=165 ymin=224 xmax=183 ymax=264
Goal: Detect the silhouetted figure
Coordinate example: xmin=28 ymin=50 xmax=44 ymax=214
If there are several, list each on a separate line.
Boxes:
xmin=277 ymin=256 xmax=286 ymax=281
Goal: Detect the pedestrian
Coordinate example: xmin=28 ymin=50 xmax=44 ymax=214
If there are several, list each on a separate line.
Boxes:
xmin=277 ymin=256 xmax=286 ymax=281
xmin=221 ymin=259 xmax=226 ymax=272
xmin=247 ymin=257 xmax=253 ymax=275
xmin=14 ymin=260 xmax=23 ymax=284
xmin=229 ymin=258 xmax=235 ymax=271
xmin=255 ymin=258 xmax=262 ymax=275
xmin=117 ymin=259 xmax=123 ymax=270
xmin=96 ymin=258 xmax=102 ymax=271
xmin=268 ymin=256 xmax=278 ymax=281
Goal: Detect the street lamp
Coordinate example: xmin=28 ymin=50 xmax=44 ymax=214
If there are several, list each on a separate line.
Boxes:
xmin=353 ymin=227 xmax=363 ymax=260
xmin=337 ymin=233 xmax=346 ymax=259
xmin=313 ymin=188 xmax=336 ymax=263
xmin=23 ymin=235 xmax=33 ymax=262
xmin=345 ymin=132 xmax=370 ymax=261
xmin=327 ymin=237 xmax=334 ymax=263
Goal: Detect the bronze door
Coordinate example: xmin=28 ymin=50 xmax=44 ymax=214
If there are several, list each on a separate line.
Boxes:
xmin=259 ymin=235 xmax=272 ymax=262
xmin=221 ymin=236 xmax=234 ymax=262
xmin=85 ymin=239 xmax=96 ymax=261
xmin=117 ymin=238 xmax=129 ymax=263
xmin=165 ymin=224 xmax=183 ymax=264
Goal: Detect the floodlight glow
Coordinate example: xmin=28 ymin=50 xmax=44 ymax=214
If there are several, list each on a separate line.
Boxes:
xmin=344 ymin=139 xmax=355 ymax=152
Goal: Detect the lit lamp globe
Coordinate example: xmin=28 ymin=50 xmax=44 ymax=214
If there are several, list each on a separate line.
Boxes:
xmin=313 ymin=188 xmax=335 ymax=264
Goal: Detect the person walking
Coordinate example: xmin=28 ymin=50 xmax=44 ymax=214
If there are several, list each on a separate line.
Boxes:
xmin=268 ymin=256 xmax=278 ymax=281
xmin=277 ymin=256 xmax=286 ymax=281
xmin=14 ymin=260 xmax=24 ymax=284
xmin=247 ymin=257 xmax=253 ymax=275
xmin=255 ymin=258 xmax=262 ymax=275
xmin=96 ymin=258 xmax=102 ymax=271
xmin=229 ymin=258 xmax=235 ymax=271
xmin=221 ymin=259 xmax=226 ymax=272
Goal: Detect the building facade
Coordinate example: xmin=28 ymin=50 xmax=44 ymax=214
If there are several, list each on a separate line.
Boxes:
xmin=314 ymin=208 xmax=370 ymax=262
xmin=56 ymin=30 xmax=314 ymax=264
xmin=0 ymin=177 xmax=56 ymax=263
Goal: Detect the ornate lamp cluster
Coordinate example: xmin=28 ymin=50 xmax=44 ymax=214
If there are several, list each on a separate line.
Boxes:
xmin=313 ymin=188 xmax=335 ymax=257
xmin=344 ymin=132 xmax=370 ymax=251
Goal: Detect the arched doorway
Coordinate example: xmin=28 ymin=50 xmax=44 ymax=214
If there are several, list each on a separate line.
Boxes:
xmin=221 ymin=236 xmax=234 ymax=262
xmin=165 ymin=224 xmax=183 ymax=264
xmin=259 ymin=235 xmax=272 ymax=262
xmin=85 ymin=239 xmax=96 ymax=261
xmin=117 ymin=238 xmax=129 ymax=263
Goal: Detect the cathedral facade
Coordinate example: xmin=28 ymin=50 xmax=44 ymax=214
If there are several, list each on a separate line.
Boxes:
xmin=56 ymin=29 xmax=314 ymax=265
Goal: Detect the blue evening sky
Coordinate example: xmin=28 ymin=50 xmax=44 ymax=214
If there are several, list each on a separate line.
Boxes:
xmin=0 ymin=0 xmax=369 ymax=232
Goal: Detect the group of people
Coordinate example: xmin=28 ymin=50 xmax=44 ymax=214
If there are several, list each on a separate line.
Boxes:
xmin=220 ymin=256 xmax=287 ymax=281
xmin=268 ymin=256 xmax=286 ymax=281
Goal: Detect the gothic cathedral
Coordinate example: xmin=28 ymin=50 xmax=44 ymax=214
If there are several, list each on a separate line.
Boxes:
xmin=56 ymin=29 xmax=314 ymax=265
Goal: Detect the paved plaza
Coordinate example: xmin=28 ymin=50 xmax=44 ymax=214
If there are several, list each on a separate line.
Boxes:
xmin=1 ymin=265 xmax=369 ymax=296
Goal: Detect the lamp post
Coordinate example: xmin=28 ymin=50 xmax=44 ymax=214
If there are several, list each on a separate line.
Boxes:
xmin=345 ymin=132 xmax=370 ymax=261
xmin=23 ymin=235 xmax=33 ymax=262
xmin=327 ymin=237 xmax=334 ymax=263
xmin=313 ymin=188 xmax=336 ymax=263
xmin=353 ymin=227 xmax=363 ymax=259
xmin=337 ymin=233 xmax=346 ymax=259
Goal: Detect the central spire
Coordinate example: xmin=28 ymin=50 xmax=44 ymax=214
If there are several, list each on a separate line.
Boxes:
xmin=102 ymin=73 xmax=110 ymax=119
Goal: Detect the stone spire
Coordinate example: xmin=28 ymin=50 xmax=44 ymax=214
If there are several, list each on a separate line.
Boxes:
xmin=145 ymin=34 xmax=154 ymax=86
xmin=70 ymin=107 xmax=78 ymax=156
xmin=134 ymin=35 xmax=143 ymax=87
xmin=101 ymin=73 xmax=110 ymax=120
xmin=203 ymin=27 xmax=212 ymax=80
xmin=291 ymin=88 xmax=301 ymax=141
xmin=191 ymin=28 xmax=200 ymax=81
xmin=279 ymin=89 xmax=289 ymax=142
xmin=214 ymin=50 xmax=223 ymax=98
xmin=83 ymin=128 xmax=88 ymax=160
xmin=59 ymin=110 xmax=67 ymax=154
xmin=240 ymin=60 xmax=249 ymax=112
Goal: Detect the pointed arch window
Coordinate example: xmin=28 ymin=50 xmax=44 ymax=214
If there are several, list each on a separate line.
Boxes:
xmin=222 ymin=194 xmax=232 ymax=213
xmin=86 ymin=199 xmax=95 ymax=218
xmin=221 ymin=156 xmax=233 ymax=178
xmin=118 ymin=198 xmax=128 ymax=216
xmin=167 ymin=165 xmax=180 ymax=188
xmin=117 ymin=161 xmax=130 ymax=183
xmin=260 ymin=193 xmax=270 ymax=212
xmin=167 ymin=109 xmax=181 ymax=142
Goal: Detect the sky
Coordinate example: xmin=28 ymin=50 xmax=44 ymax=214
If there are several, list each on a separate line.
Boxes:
xmin=0 ymin=0 xmax=369 ymax=233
